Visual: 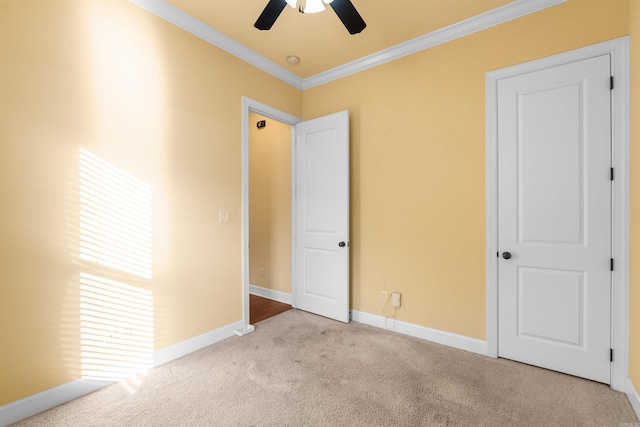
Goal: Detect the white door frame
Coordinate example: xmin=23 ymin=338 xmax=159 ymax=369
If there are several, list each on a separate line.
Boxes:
xmin=485 ymin=36 xmax=630 ymax=391
xmin=236 ymin=97 xmax=302 ymax=336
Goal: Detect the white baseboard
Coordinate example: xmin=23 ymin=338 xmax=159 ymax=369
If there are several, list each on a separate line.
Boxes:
xmin=626 ymin=377 xmax=640 ymax=421
xmin=0 ymin=377 xmax=116 ymax=427
xmin=350 ymin=310 xmax=487 ymax=356
xmin=153 ymin=320 xmax=243 ymax=367
xmin=0 ymin=320 xmax=243 ymax=427
xmin=249 ymin=284 xmax=291 ymax=305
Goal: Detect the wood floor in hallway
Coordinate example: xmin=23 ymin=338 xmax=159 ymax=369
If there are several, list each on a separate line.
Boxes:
xmin=250 ymin=294 xmax=292 ymax=324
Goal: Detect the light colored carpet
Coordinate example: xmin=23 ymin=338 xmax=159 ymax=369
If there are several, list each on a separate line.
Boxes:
xmin=12 ymin=310 xmax=638 ymax=426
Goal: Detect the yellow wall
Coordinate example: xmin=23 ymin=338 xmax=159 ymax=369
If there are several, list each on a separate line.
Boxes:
xmin=249 ymin=113 xmax=292 ymax=294
xmin=303 ymin=0 xmax=630 ymax=340
xmin=629 ymin=0 xmax=640 ymax=391
xmin=1 ymin=0 xmax=637 ymax=410
xmin=0 ymin=0 xmax=301 ymax=405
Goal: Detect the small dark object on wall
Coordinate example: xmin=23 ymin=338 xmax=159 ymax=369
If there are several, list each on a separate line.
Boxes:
xmin=257 ymin=120 xmax=266 ymax=129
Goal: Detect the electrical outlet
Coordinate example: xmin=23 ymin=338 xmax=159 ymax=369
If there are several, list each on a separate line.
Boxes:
xmin=219 ymin=210 xmax=230 ymax=223
xmin=259 ymin=268 xmax=265 ymax=277
xmin=381 ymin=291 xmax=388 ymax=302
xmin=391 ymin=292 xmax=401 ymax=308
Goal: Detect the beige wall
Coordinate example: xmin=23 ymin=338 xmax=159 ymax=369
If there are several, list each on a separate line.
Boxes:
xmin=303 ymin=0 xmax=629 ymax=340
xmin=249 ymin=113 xmax=292 ymax=294
xmin=629 ymin=0 xmax=640 ymax=391
xmin=0 ymin=0 xmax=301 ymax=405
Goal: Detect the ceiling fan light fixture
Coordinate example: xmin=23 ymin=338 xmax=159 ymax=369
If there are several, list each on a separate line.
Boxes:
xmin=254 ymin=0 xmax=364 ymax=34
xmin=285 ymin=0 xmax=330 ymax=14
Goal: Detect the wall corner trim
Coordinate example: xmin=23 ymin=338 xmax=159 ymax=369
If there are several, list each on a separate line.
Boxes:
xmin=350 ymin=310 xmax=487 ymax=356
xmin=627 ymin=377 xmax=640 ymax=421
xmin=0 ymin=320 xmax=243 ymax=427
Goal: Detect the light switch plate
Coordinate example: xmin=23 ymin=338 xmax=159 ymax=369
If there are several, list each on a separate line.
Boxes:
xmin=219 ymin=210 xmax=230 ymax=223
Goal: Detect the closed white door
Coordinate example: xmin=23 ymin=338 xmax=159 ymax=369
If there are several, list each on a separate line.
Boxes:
xmin=294 ymin=111 xmax=350 ymax=323
xmin=497 ymin=55 xmax=612 ymax=383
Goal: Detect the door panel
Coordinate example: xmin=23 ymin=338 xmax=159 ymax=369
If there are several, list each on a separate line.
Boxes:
xmin=517 ymin=84 xmax=584 ymax=244
xmin=498 ymin=55 xmax=611 ymax=383
xmin=517 ymin=267 xmax=584 ymax=345
xmin=304 ymin=248 xmax=338 ymax=299
xmin=303 ymin=128 xmax=338 ymax=233
xmin=294 ymin=111 xmax=349 ymax=323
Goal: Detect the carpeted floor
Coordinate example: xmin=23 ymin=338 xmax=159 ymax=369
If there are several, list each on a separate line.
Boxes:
xmin=12 ymin=310 xmax=639 ymax=426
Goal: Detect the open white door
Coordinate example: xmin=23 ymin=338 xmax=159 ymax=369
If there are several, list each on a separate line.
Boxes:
xmin=293 ymin=111 xmax=350 ymax=323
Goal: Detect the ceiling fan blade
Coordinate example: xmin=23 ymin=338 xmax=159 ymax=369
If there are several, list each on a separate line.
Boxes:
xmin=329 ymin=0 xmax=366 ymax=35
xmin=254 ymin=0 xmax=288 ymax=30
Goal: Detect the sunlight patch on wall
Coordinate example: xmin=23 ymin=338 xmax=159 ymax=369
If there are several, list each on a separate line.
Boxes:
xmin=79 ymin=273 xmax=154 ymax=380
xmin=79 ymin=148 xmax=152 ymax=279
xmin=78 ymin=148 xmax=154 ymax=381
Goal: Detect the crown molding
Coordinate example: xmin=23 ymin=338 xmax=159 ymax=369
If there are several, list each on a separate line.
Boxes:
xmin=130 ymin=0 xmax=305 ymax=89
xmin=131 ymin=0 xmax=566 ymax=91
xmin=303 ymin=0 xmax=566 ymax=89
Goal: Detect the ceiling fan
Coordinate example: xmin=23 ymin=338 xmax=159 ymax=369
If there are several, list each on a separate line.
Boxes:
xmin=254 ymin=0 xmax=366 ymax=35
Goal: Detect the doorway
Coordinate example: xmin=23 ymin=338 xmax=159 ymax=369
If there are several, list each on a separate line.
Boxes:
xmin=248 ymin=111 xmax=294 ymax=324
xmin=485 ymin=37 xmax=630 ymax=391
xmin=238 ymin=98 xmax=351 ymax=335
xmin=237 ymin=98 xmax=301 ymax=336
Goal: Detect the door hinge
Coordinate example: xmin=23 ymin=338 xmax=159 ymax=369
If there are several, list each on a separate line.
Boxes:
xmin=610 ymin=76 xmax=614 ymax=90
xmin=610 ymin=348 xmax=613 ymax=362
xmin=610 ymin=258 xmax=614 ymax=271
xmin=610 ymin=167 xmax=614 ymax=181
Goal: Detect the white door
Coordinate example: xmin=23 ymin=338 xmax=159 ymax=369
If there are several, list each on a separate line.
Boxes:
xmin=497 ymin=55 xmax=612 ymax=383
xmin=293 ymin=111 xmax=350 ymax=323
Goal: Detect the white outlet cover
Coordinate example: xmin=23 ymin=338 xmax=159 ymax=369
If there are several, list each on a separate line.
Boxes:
xmin=391 ymin=292 xmax=401 ymax=308
xmin=219 ymin=210 xmax=230 ymax=223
